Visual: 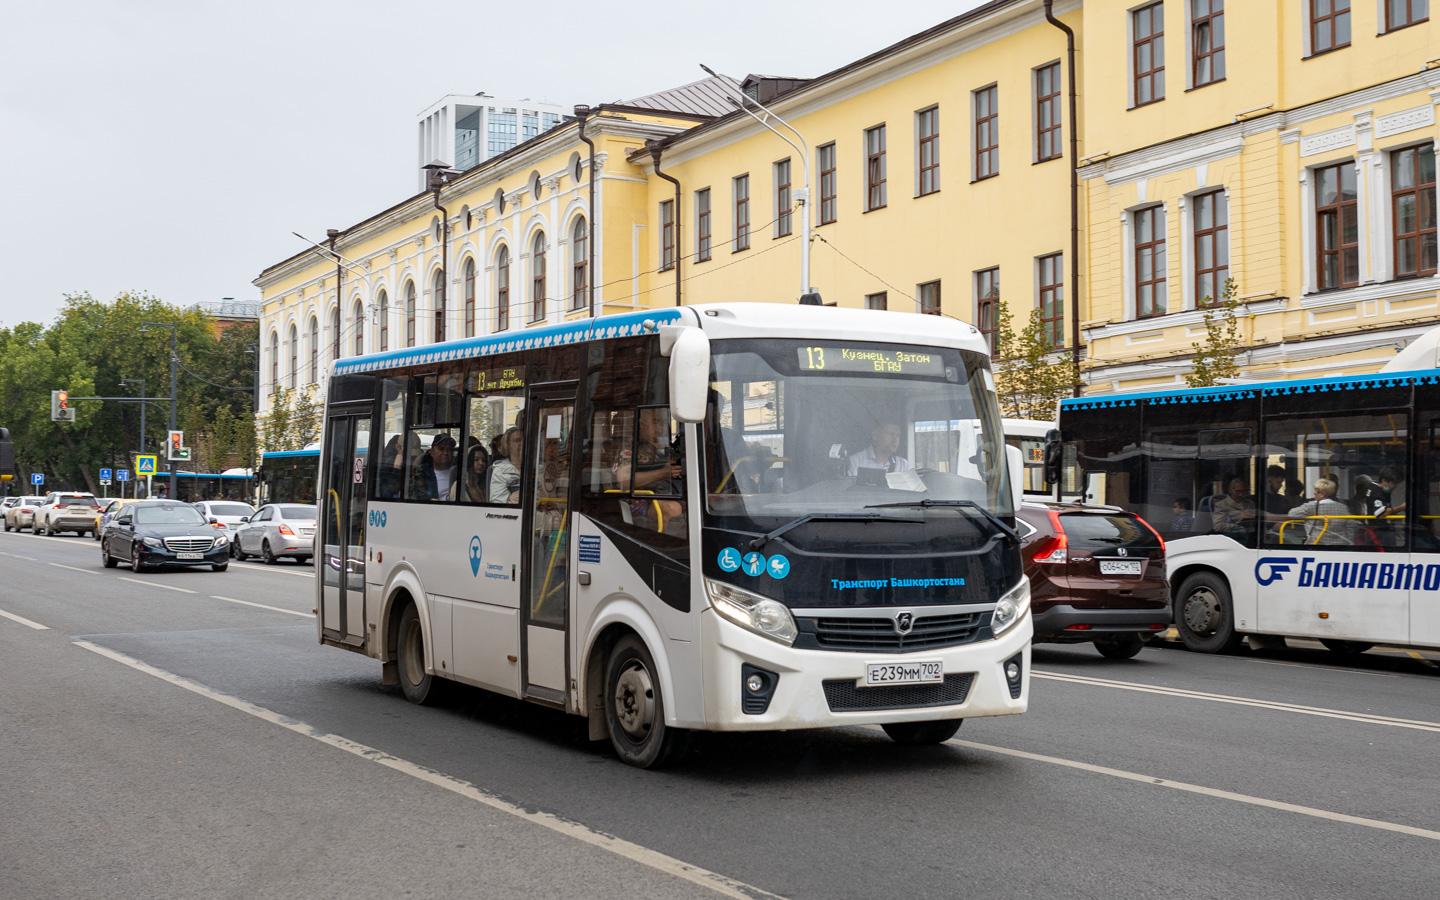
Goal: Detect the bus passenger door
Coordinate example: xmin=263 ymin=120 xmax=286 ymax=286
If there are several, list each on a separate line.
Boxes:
xmin=521 ymin=392 xmax=575 ymax=702
xmin=320 ymin=412 xmax=370 ymax=647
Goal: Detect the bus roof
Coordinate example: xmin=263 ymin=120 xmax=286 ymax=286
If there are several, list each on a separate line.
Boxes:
xmin=1059 ymin=368 xmax=1440 ymax=412
xmin=261 ymin=449 xmax=321 ymax=459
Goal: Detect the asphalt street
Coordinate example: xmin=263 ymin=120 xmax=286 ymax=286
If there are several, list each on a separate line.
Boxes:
xmin=2 ymin=526 xmax=1438 ymax=899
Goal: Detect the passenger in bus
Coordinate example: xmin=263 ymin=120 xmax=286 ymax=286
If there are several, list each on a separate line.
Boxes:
xmin=1211 ymin=478 xmax=1256 ymax=536
xmin=462 ymin=443 xmax=490 ymax=502
xmin=414 ymin=433 xmax=458 ymax=502
xmin=614 ymin=408 xmax=684 ymax=534
xmin=847 ymin=421 xmax=912 ymax=476
xmin=378 ymin=435 xmax=405 ymax=500
xmin=489 ymin=427 xmax=524 ymax=504
xmin=1263 ymin=465 xmax=1291 ymax=515
xmin=1169 ymin=497 xmax=1194 ymax=532
xmin=1287 ymin=478 xmax=1354 ymax=546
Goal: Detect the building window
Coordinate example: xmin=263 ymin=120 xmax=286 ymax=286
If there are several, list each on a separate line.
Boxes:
xmin=734 ymin=174 xmax=751 ymax=251
xmin=463 ymin=258 xmax=476 ymax=337
xmin=353 ymin=301 xmax=364 ymax=356
xmin=775 ymin=159 xmax=793 ymax=236
xmin=1135 ymin=206 xmax=1167 ymax=317
xmin=433 ymin=269 xmax=446 ymax=343
xmin=378 ymin=289 xmax=388 ymax=351
xmin=1384 ymin=0 xmax=1428 ymax=31
xmin=287 ymin=325 xmax=297 ymax=389
xmin=917 ymin=107 xmax=940 ymax=196
xmin=818 ymin=143 xmax=837 ymax=225
xmin=308 ymin=316 xmax=319 ymax=383
xmin=1315 ymin=161 xmax=1359 ymax=291
xmin=920 ymin=279 xmax=943 ymax=317
xmin=1133 ymin=3 xmax=1165 ymax=106
xmin=696 ymin=189 xmax=712 ymax=261
xmin=659 ymin=200 xmax=675 ymax=271
xmin=974 ymin=86 xmax=998 ymax=179
xmin=496 ymin=245 xmax=510 ymax=331
xmin=1392 ymin=144 xmax=1437 ymax=278
xmin=1038 ymin=254 xmax=1064 ymax=348
xmin=976 ymin=269 xmax=999 ymax=352
xmin=1310 ymin=0 xmax=1350 ymax=53
xmin=865 ymin=125 xmax=887 ymax=210
xmin=404 ymin=280 xmax=416 ymax=347
xmin=269 ymin=332 xmax=279 ymax=395
xmin=1191 ymin=0 xmax=1224 ymax=86
xmin=1035 ymin=64 xmax=1062 ymax=162
xmin=571 ymin=218 xmax=589 ymax=309
xmin=865 ymin=291 xmax=888 ymax=310
xmin=531 ymin=231 xmax=547 ymax=322
xmin=330 ymin=307 xmax=340 ymax=362
xmin=1193 ymin=190 xmax=1230 ymax=306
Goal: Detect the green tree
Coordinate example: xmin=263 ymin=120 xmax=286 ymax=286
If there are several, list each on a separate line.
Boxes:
xmin=259 ymin=387 xmax=322 ymax=453
xmin=1185 ymin=278 xmax=1243 ymax=388
xmin=991 ymin=299 xmax=1080 ymax=421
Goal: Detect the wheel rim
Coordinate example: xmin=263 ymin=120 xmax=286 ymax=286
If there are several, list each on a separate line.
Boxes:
xmin=1183 ymin=587 xmax=1222 ymax=636
xmin=612 ymin=658 xmax=656 ymax=741
xmin=401 ymin=619 xmax=424 ymax=687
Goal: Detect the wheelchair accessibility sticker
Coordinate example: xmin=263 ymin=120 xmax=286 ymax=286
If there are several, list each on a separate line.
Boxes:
xmin=717 ymin=547 xmax=741 ymax=572
xmin=716 ymin=547 xmax=789 ymax=579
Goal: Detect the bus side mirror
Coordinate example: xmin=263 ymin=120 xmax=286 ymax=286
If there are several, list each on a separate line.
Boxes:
xmin=1042 ymin=429 xmax=1063 ymax=487
xmin=1006 ymin=443 xmax=1024 ymax=506
xmin=666 ymin=327 xmax=711 ymax=423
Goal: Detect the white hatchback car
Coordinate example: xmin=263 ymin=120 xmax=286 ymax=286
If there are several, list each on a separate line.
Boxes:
xmin=194 ymin=500 xmax=257 ymax=555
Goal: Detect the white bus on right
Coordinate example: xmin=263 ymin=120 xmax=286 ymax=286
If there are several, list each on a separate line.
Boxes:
xmin=1051 ymin=369 xmax=1440 ymax=656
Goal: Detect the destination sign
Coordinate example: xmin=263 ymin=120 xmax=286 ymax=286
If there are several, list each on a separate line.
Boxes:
xmin=472 ymin=365 xmax=526 ymax=392
xmin=797 ymin=345 xmax=943 ymax=376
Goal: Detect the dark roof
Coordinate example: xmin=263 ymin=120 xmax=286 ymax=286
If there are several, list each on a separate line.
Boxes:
xmin=620 ymin=74 xmax=744 ymax=118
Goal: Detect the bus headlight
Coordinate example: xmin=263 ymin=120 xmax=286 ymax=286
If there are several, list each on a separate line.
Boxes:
xmin=991 ymin=578 xmax=1031 ymax=637
xmin=704 ymin=578 xmax=798 ymax=646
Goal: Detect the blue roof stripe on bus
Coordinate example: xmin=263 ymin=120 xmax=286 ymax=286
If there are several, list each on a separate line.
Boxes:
xmin=261 ymin=450 xmax=320 ymax=459
xmin=332 ymin=308 xmax=685 ymax=376
xmin=1059 ymin=367 xmax=1440 ymax=410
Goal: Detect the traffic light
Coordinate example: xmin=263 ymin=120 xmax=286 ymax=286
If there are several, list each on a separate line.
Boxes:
xmin=51 ymin=390 xmax=76 ymax=422
xmin=167 ymin=430 xmax=191 ymax=461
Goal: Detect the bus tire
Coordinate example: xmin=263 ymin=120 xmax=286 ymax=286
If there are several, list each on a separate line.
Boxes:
xmin=396 ymin=603 xmax=441 ymax=705
xmin=604 ymin=635 xmax=689 ymax=769
xmin=1319 ymin=639 xmax=1374 ymax=656
xmin=1174 ymin=572 xmax=1244 ymax=653
xmin=1095 ymin=636 xmax=1146 ymax=659
xmin=883 ymin=719 xmax=963 ymax=745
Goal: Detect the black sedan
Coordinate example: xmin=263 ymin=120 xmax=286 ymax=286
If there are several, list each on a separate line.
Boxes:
xmin=101 ymin=501 xmax=231 ymax=573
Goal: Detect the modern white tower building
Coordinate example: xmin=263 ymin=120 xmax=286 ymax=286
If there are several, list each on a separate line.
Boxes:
xmin=416 ymin=93 xmax=570 ymax=189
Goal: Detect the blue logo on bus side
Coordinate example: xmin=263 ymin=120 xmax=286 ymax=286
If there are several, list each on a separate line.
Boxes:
xmin=1257 ymin=554 xmax=1440 ymax=591
xmin=368 ymin=509 xmax=387 ymax=528
xmin=469 ymin=536 xmax=483 ymax=576
xmin=1255 ymin=557 xmax=1297 ymax=586
xmin=717 ymin=547 xmax=741 ymax=572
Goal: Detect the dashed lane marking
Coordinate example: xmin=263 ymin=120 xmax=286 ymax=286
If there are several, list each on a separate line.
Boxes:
xmin=117 ymin=577 xmax=197 ymax=595
xmin=210 ymin=595 xmax=312 ymax=618
xmin=230 ymin=561 xmax=315 ymax=579
xmin=0 ymin=608 xmax=48 ymax=630
xmin=49 ymin=563 xmax=102 ymax=575
xmin=72 ymin=641 xmax=784 ymax=900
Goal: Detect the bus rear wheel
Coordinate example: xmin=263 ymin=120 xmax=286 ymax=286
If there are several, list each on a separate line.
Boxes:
xmin=604 ymin=635 xmax=689 ymax=769
xmin=1174 ymin=572 xmax=1244 ymax=653
xmin=396 ymin=603 xmax=441 ymax=705
xmin=883 ymin=719 xmax=963 ymax=745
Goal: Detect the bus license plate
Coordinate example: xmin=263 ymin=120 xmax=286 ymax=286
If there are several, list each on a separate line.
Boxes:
xmin=1099 ymin=559 xmax=1142 ymax=575
xmin=176 ymin=552 xmax=204 ymax=560
xmin=865 ymin=660 xmax=943 ymax=686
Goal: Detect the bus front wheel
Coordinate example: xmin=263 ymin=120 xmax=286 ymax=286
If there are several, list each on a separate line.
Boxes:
xmin=604 ymin=635 xmax=689 ymax=769
xmin=1175 ymin=572 xmax=1244 ymax=653
xmin=396 ymin=603 xmax=441 ymax=705
xmin=882 ymin=719 xmax=963 ymax=745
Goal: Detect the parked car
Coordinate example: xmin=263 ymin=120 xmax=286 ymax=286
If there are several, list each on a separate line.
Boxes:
xmin=3 ymin=496 xmax=46 ymax=532
xmin=1018 ymin=501 xmax=1171 ymax=659
xmin=34 ymin=492 xmax=102 ymax=537
xmin=1 ymin=497 xmax=18 ymax=517
xmin=194 ymin=500 xmax=257 ymax=555
xmin=100 ymin=501 xmax=230 ymax=572
xmin=94 ymin=498 xmax=142 ymax=541
xmin=234 ymin=503 xmax=317 ymax=564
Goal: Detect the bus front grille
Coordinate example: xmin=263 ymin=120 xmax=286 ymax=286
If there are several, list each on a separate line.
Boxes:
xmin=808 ymin=612 xmax=985 ymax=652
xmin=822 ymin=674 xmax=973 ymax=712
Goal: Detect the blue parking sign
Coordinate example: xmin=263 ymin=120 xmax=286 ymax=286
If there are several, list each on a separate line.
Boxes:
xmin=31 ymin=473 xmax=43 ymax=485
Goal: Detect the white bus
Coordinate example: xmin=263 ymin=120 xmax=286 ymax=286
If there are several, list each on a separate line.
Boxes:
xmin=1003 ymin=418 xmax=1056 ymax=498
xmin=1052 ymin=370 xmax=1440 ymax=656
xmin=316 ymin=303 xmax=1032 ymax=767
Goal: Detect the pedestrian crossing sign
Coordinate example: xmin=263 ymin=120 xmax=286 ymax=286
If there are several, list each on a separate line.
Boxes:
xmin=135 ymin=455 xmax=158 ymax=475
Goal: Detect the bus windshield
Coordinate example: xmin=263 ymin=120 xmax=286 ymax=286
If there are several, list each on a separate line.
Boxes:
xmin=703 ymin=338 xmax=1011 ymax=531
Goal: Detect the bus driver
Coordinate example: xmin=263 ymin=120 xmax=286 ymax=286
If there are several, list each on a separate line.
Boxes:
xmin=848 ymin=421 xmax=912 ymax=476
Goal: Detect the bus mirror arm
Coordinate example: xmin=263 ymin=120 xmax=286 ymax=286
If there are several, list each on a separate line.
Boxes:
xmin=668 ymin=327 xmax=711 ymax=423
xmin=1042 ymin=429 xmax=1063 ymax=487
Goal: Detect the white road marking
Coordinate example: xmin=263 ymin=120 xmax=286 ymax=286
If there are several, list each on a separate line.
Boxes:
xmin=948 ymin=737 xmax=1440 ymax=842
xmin=211 ymin=595 xmax=312 ymax=618
xmin=72 ymin=641 xmax=782 ymax=900
xmin=1034 ymin=670 xmax=1440 ymax=732
xmin=231 ymin=561 xmax=315 ymax=579
xmin=118 ymin=577 xmax=197 ymax=595
xmin=0 ymin=608 xmax=48 ymax=630
xmin=49 ymin=562 xmax=102 ymax=575
xmin=3 ymin=552 xmax=38 ymax=560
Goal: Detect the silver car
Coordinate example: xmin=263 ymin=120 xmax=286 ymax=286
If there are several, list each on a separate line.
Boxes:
xmin=3 ymin=496 xmax=45 ymax=532
xmin=194 ymin=500 xmax=257 ymax=556
xmin=234 ymin=503 xmax=317 ymax=564
xmin=34 ymin=492 xmax=102 ymax=536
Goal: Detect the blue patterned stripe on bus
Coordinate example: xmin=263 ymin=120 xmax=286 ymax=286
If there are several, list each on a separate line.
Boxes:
xmin=332 ymin=308 xmax=685 ymax=375
xmin=1060 ymin=367 xmax=1440 ymax=411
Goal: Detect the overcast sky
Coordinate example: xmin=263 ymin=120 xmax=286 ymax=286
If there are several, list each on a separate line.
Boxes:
xmin=0 ymin=0 xmax=989 ymax=328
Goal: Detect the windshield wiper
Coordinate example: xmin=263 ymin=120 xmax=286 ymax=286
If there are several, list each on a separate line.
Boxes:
xmin=749 ymin=512 xmax=921 ymax=551
xmin=864 ymin=499 xmax=1020 ymax=545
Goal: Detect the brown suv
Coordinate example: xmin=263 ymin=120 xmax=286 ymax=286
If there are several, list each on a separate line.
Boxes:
xmin=1017 ymin=502 xmax=1171 ymax=659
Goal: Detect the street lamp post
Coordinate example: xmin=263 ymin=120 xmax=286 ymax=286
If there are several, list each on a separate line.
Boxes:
xmin=245 ymin=342 xmax=259 ymax=505
xmin=140 ymin=322 xmax=179 ymax=500
xmin=120 ymin=378 xmax=145 ymax=499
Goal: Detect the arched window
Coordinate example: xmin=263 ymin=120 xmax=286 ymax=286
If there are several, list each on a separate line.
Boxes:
xmin=378 ymin=289 xmax=389 ymax=351
xmin=352 ymin=300 xmax=364 ymax=356
xmin=269 ymin=331 xmax=279 ymax=396
xmin=571 ymin=218 xmax=588 ymax=311
xmin=496 ymin=245 xmax=510 ymax=331
xmin=463 ymin=258 xmax=476 ymax=337
xmin=433 ymin=269 xmax=446 ymax=343
xmin=330 ymin=306 xmax=340 ymax=363
xmin=404 ymin=280 xmax=416 ymax=347
xmin=308 ymin=316 xmax=319 ymax=383
xmin=288 ymin=324 xmax=298 ymax=390
xmin=531 ymin=231 xmax=547 ymax=322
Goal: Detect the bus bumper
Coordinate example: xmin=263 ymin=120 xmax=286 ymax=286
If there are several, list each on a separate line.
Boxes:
xmin=699 ymin=608 xmax=1031 ymax=731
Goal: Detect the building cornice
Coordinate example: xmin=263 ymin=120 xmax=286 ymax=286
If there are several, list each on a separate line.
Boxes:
xmin=1083 ymin=299 xmax=1288 ymax=341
